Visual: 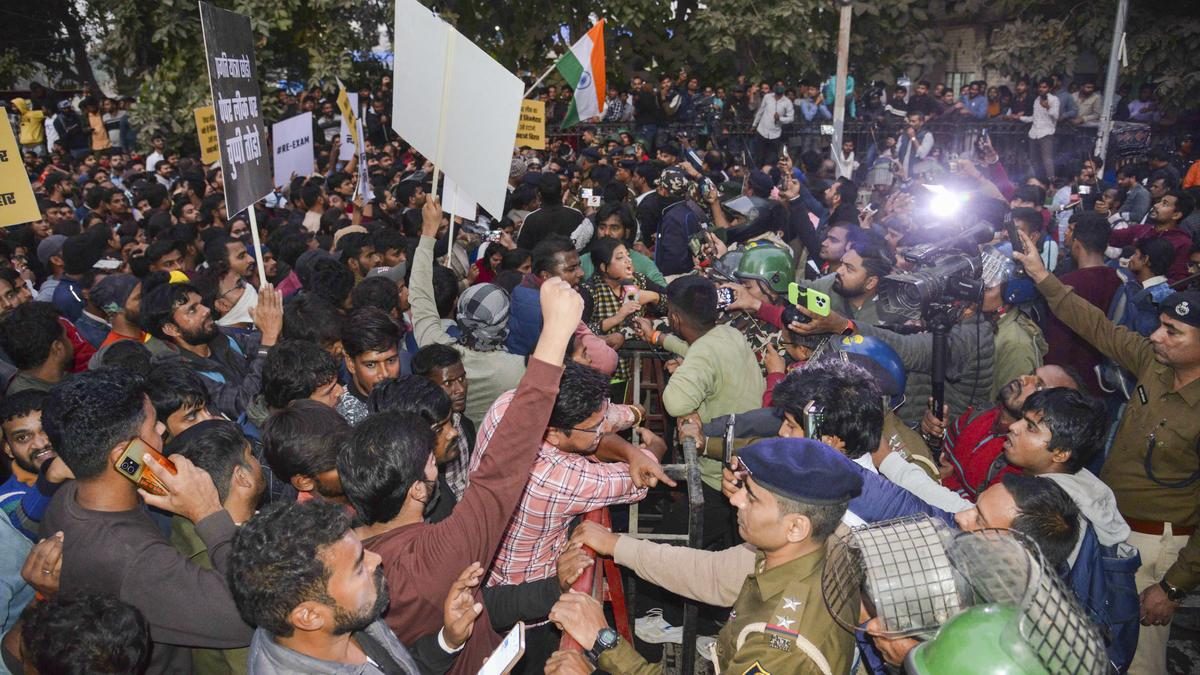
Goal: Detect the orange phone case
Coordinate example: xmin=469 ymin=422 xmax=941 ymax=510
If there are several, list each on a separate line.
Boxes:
xmin=114 ymin=439 xmax=177 ymax=496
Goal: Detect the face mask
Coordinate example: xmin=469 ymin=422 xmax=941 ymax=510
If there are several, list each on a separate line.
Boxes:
xmin=774 ymin=87 xmax=785 ymax=96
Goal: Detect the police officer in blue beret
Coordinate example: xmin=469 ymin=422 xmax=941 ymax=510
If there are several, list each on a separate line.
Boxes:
xmin=548 ymin=438 xmax=863 ymax=675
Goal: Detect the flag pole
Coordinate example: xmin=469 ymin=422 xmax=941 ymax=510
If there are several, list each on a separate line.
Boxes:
xmin=524 ymin=63 xmax=557 ymax=98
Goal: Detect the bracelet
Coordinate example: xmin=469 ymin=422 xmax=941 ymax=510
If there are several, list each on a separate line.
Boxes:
xmin=631 ymin=406 xmax=644 ymax=428
xmin=841 ymin=319 xmax=857 ymax=335
xmin=648 ymin=330 xmax=661 ymax=346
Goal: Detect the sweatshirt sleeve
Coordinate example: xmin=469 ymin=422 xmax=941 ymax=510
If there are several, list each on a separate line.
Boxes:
xmin=613 ymin=537 xmax=756 ymax=607
xmin=410 ymin=236 xmax=456 ymax=348
xmin=120 ymin=510 xmax=252 ymax=648
xmin=480 ymin=578 xmax=562 ymax=632
xmin=1035 ymin=273 xmax=1154 ymax=377
xmin=879 ymin=453 xmax=973 ymax=513
xmin=414 ymin=359 xmax=563 ymax=576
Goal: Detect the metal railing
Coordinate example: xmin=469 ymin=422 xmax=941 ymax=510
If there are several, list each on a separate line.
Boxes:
xmin=546 ymin=116 xmax=1171 ymax=180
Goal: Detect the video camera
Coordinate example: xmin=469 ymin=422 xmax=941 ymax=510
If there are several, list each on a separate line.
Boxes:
xmin=878 ymin=222 xmax=991 ymax=322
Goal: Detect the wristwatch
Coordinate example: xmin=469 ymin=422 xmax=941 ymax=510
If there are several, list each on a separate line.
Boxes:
xmin=1159 ymin=578 xmax=1187 ymax=602
xmin=585 ymin=627 xmax=620 ymax=662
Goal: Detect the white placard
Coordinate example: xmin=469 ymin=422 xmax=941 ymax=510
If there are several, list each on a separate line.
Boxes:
xmin=442 ymin=176 xmax=476 ymax=220
xmin=392 ymin=0 xmax=523 ymax=220
xmin=271 ymin=112 xmax=314 ymax=187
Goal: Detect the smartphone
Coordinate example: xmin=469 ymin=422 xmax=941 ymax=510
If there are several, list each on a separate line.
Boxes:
xmin=477 ymin=623 xmax=525 ymax=675
xmin=802 ymin=400 xmax=826 ymax=439
xmin=787 ymin=282 xmax=831 ymax=317
xmin=114 ymin=438 xmax=177 ymax=496
xmin=1004 ymin=213 xmax=1024 ymax=256
xmin=716 ymin=286 xmax=735 ymax=310
xmin=623 ymin=284 xmax=639 ymax=304
xmin=820 ymin=124 xmax=835 ymax=136
xmin=486 ymin=230 xmax=503 ymax=243
xmin=686 ymin=149 xmax=705 ymax=173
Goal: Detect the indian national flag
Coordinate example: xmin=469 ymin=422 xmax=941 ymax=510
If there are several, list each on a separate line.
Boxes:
xmin=555 ymin=20 xmax=606 ymax=128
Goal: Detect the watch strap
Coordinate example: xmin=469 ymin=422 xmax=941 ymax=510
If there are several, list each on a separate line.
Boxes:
xmin=585 ymin=628 xmax=619 ymax=661
xmin=1160 ymin=578 xmax=1186 ymax=601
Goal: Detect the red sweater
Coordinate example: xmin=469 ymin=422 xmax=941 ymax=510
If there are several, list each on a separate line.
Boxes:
xmin=1109 ymin=223 xmax=1194 ymax=283
xmin=940 ymin=406 xmax=1021 ymax=500
xmin=365 ymin=358 xmax=562 ymax=675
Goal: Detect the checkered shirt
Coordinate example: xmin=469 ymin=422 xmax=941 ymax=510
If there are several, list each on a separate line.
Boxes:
xmin=469 ymin=389 xmax=647 ymax=587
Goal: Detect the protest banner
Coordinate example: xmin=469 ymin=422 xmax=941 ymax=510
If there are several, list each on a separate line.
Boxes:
xmin=392 ymin=0 xmax=523 ymax=222
xmin=198 ymin=0 xmax=271 ymax=286
xmin=336 ymin=83 xmax=359 ymax=162
xmin=272 ymin=112 xmax=314 ymax=188
xmin=355 ymin=117 xmax=373 ymax=202
xmin=194 ymin=106 xmax=220 ymax=164
xmin=515 ymin=99 xmax=546 ymax=150
xmin=0 ymin=117 xmax=39 ymax=227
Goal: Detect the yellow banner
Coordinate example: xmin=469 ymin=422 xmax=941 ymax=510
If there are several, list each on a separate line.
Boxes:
xmin=336 ymin=81 xmax=360 ymax=151
xmin=194 ymin=105 xmax=220 ymax=164
xmin=515 ymin=99 xmax=546 ymax=150
xmin=0 ymin=117 xmax=39 ymax=228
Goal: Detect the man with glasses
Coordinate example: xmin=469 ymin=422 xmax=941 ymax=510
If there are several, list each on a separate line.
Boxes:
xmin=468 ymin=361 xmax=671 ymax=591
xmin=465 ymin=360 xmax=670 ymax=668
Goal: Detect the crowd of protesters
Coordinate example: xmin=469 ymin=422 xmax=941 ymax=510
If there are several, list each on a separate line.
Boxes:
xmin=0 ymin=67 xmax=1197 ymax=675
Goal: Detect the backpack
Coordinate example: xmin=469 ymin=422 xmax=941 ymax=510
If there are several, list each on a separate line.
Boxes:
xmin=1065 ymin=522 xmax=1141 ymax=673
xmin=1096 ymin=269 xmax=1143 ymax=400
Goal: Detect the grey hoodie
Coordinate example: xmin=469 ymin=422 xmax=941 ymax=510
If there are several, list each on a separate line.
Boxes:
xmin=1043 ymin=470 xmax=1131 ymax=568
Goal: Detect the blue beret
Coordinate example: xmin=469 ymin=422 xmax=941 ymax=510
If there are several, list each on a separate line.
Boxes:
xmin=739 ymin=438 xmax=863 ymax=504
xmin=1161 ymin=291 xmax=1200 ymax=328
xmin=580 ymin=147 xmax=601 ymax=160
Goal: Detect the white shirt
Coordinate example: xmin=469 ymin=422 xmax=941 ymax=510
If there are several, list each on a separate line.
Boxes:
xmin=1021 ymin=95 xmax=1060 ymax=139
xmin=752 ymin=94 xmax=794 ymax=140
xmin=146 ymin=151 xmax=165 ymax=173
xmin=1141 ymin=275 xmax=1167 ymax=289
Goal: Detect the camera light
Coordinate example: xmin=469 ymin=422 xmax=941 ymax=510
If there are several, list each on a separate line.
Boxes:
xmin=925 ymin=184 xmax=966 ymax=219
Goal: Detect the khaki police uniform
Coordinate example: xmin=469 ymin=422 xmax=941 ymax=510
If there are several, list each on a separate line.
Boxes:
xmin=598 ymin=547 xmax=855 ymax=675
xmin=1037 ymin=274 xmax=1200 ymax=675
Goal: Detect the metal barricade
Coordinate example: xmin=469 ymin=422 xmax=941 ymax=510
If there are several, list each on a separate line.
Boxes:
xmin=557 ymin=436 xmax=706 ymax=675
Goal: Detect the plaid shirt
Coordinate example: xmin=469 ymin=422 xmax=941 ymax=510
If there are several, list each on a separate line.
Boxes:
xmin=470 ymin=389 xmax=645 ymax=587
xmin=584 ymin=273 xmax=654 ymax=382
xmin=441 ymin=413 xmax=471 ymax=500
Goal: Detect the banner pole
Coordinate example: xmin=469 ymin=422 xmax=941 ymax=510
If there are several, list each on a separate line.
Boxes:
xmin=431 ymin=29 xmax=456 ymax=269
xmin=246 ymin=204 xmax=268 ymax=289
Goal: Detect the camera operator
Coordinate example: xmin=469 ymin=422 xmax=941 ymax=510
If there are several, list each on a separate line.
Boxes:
xmin=1014 ymin=228 xmax=1200 ymax=675
xmin=790 ymin=276 xmax=996 ymax=428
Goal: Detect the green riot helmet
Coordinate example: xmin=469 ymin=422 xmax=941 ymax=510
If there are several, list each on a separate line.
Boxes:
xmin=905 ymin=604 xmax=1049 ymax=675
xmin=734 ymin=240 xmax=795 ymax=296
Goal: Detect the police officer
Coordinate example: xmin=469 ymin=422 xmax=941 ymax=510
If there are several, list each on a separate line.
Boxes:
xmin=547 ymin=438 xmax=863 ymax=675
xmin=1014 ymin=229 xmax=1200 ymax=675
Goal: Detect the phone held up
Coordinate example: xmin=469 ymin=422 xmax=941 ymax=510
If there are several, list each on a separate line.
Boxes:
xmin=715 ymin=286 xmax=735 ymax=310
xmin=114 ymin=437 xmax=177 ymax=496
xmin=782 ymin=282 xmax=832 ymax=325
xmin=477 ymin=623 xmax=525 ymax=675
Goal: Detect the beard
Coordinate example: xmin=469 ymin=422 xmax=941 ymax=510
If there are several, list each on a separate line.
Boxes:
xmin=332 ymin=568 xmax=390 ymax=635
xmin=833 ymin=276 xmax=865 ymax=299
xmin=178 ymin=318 xmax=219 ymax=346
xmin=997 ymin=378 xmax=1023 ymax=418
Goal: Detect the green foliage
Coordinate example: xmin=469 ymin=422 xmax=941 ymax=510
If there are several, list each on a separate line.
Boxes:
xmin=981 ymin=0 xmax=1200 ymax=112
xmin=982 ymin=18 xmax=1079 ymax=81
xmin=4 ymin=0 xmax=1196 ymax=149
